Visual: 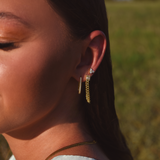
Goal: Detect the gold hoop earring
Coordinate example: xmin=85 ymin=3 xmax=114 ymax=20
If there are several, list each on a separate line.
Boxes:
xmin=78 ymin=77 xmax=82 ymax=94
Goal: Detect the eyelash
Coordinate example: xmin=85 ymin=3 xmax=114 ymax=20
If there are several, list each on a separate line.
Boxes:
xmin=0 ymin=42 xmax=19 ymax=51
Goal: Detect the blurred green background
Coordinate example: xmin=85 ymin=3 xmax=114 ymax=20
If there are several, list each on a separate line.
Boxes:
xmin=0 ymin=1 xmax=160 ymax=160
xmin=106 ymin=1 xmax=160 ymax=160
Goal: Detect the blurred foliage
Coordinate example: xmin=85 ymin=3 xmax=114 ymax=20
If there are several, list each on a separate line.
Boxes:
xmin=106 ymin=1 xmax=160 ymax=160
xmin=0 ymin=135 xmax=11 ymax=160
xmin=0 ymin=1 xmax=160 ymax=160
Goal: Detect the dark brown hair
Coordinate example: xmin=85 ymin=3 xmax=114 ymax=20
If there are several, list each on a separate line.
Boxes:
xmin=48 ymin=0 xmax=133 ymax=160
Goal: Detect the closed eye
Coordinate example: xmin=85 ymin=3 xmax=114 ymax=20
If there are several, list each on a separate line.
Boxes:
xmin=0 ymin=42 xmax=19 ymax=51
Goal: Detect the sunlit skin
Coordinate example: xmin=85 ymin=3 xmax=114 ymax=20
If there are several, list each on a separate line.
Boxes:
xmin=0 ymin=0 xmax=108 ymax=160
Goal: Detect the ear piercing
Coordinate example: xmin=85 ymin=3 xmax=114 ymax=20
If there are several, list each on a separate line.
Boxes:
xmin=78 ymin=68 xmax=95 ymax=103
xmin=85 ymin=68 xmax=94 ymax=103
xmin=90 ymin=68 xmax=95 ymax=74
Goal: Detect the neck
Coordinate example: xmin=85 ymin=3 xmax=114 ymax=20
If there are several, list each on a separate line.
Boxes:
xmin=4 ymin=115 xmax=92 ymax=160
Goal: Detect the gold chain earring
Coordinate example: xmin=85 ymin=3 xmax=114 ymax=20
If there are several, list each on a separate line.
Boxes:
xmin=78 ymin=77 xmax=82 ymax=94
xmin=85 ymin=75 xmax=91 ymax=103
xmin=85 ymin=68 xmax=95 ymax=103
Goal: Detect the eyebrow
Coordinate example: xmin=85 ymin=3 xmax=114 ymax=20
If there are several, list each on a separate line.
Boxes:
xmin=0 ymin=12 xmax=32 ymax=29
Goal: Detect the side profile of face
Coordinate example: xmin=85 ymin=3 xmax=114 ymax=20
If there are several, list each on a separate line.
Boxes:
xmin=0 ymin=0 xmax=82 ymax=134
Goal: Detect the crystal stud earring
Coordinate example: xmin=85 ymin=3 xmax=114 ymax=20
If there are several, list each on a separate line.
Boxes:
xmin=90 ymin=68 xmax=95 ymax=74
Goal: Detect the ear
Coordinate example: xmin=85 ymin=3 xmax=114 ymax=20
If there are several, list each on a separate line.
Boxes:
xmin=73 ymin=30 xmax=107 ymax=82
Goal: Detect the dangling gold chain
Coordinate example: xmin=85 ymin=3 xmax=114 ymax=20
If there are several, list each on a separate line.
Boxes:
xmin=85 ymin=75 xmax=91 ymax=103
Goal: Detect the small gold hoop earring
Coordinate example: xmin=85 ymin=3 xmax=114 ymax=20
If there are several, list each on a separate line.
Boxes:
xmin=78 ymin=77 xmax=82 ymax=94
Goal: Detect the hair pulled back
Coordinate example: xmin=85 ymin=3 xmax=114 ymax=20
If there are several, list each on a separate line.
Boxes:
xmin=48 ymin=0 xmax=133 ymax=160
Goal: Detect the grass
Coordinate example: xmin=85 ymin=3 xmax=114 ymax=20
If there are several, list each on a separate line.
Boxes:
xmin=0 ymin=2 xmax=160 ymax=160
xmin=106 ymin=2 xmax=160 ymax=160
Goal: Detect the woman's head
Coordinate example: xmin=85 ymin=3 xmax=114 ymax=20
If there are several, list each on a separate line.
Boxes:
xmin=0 ymin=0 xmax=105 ymax=135
xmin=0 ymin=0 xmax=133 ymax=159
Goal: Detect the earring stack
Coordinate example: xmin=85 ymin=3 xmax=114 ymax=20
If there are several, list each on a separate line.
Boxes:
xmin=78 ymin=68 xmax=94 ymax=103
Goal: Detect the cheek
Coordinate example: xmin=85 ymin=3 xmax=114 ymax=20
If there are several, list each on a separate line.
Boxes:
xmin=0 ymin=39 xmax=71 ymax=133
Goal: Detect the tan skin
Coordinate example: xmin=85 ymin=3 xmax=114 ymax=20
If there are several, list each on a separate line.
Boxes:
xmin=0 ymin=0 xmax=108 ymax=160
